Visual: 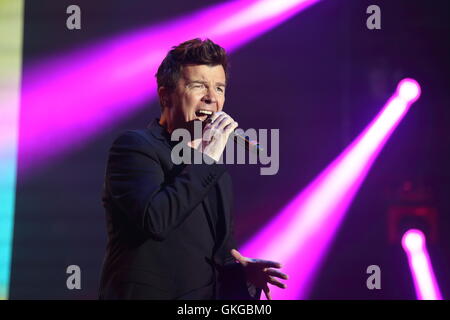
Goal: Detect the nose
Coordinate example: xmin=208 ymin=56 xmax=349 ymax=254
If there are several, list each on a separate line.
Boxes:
xmin=201 ymin=87 xmax=218 ymax=109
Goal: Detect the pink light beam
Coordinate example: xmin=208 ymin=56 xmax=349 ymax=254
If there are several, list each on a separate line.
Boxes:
xmin=16 ymin=0 xmax=319 ymax=176
xmin=402 ymin=229 xmax=443 ymax=300
xmin=241 ymin=79 xmax=422 ymax=299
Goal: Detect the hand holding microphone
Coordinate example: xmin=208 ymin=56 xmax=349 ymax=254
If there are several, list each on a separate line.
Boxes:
xmin=201 ymin=111 xmax=238 ymax=162
xmin=201 ymin=111 xmax=262 ymax=162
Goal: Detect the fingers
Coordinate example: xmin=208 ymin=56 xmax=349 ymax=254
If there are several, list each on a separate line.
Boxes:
xmin=230 ymin=249 xmax=242 ymax=260
xmin=267 ymin=276 xmax=287 ymax=289
xmin=224 ymin=120 xmax=238 ymax=133
xmin=208 ymin=112 xmax=234 ymax=128
xmin=213 ymin=114 xmax=236 ymax=133
xmin=206 ymin=112 xmax=225 ymax=128
xmin=204 ymin=112 xmax=237 ymax=140
xmin=208 ymin=111 xmax=223 ymax=123
xmin=263 ymin=286 xmax=272 ymax=300
xmin=211 ymin=112 xmax=227 ymax=125
xmin=230 ymin=249 xmax=249 ymax=266
xmin=252 ymin=259 xmax=282 ymax=269
xmin=203 ymin=113 xmax=224 ymax=132
xmin=223 ymin=122 xmax=238 ymax=138
xmin=264 ymin=268 xmax=289 ymax=280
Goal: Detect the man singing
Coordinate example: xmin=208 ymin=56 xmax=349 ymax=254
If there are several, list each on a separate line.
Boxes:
xmin=99 ymin=38 xmax=288 ymax=300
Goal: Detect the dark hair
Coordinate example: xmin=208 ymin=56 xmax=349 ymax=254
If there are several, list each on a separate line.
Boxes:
xmin=156 ymin=38 xmax=228 ymax=108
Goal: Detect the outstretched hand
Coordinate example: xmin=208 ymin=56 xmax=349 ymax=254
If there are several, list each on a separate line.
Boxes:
xmin=231 ymin=249 xmax=288 ymax=300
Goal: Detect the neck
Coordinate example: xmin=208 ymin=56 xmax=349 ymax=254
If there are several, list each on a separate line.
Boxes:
xmin=159 ymin=112 xmax=174 ymax=134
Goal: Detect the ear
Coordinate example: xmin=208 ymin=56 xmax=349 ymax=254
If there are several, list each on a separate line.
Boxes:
xmin=158 ymin=86 xmax=171 ymax=108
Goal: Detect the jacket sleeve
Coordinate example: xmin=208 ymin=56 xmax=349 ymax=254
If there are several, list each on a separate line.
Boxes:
xmin=104 ymin=130 xmax=226 ymax=241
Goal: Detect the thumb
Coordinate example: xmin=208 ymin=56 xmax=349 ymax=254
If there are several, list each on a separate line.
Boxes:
xmin=230 ymin=249 xmax=245 ymax=263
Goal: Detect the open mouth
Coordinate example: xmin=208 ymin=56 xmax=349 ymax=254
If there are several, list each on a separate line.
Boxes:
xmin=195 ymin=109 xmax=214 ymax=120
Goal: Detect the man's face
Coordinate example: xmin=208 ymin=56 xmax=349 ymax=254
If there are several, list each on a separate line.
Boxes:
xmin=163 ymin=64 xmax=226 ymax=129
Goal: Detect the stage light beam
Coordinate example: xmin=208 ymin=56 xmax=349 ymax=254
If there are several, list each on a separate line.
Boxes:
xmin=402 ymin=229 xmax=443 ymax=300
xmin=241 ymin=79 xmax=422 ymax=299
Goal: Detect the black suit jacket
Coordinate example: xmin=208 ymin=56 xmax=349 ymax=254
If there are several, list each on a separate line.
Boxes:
xmin=99 ymin=119 xmax=261 ymax=300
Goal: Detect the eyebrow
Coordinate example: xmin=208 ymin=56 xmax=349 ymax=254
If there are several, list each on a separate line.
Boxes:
xmin=187 ymin=80 xmax=227 ymax=87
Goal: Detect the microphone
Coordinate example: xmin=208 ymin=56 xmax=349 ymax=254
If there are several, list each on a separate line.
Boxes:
xmin=232 ymin=131 xmax=264 ymax=153
xmin=203 ymin=115 xmax=263 ymax=153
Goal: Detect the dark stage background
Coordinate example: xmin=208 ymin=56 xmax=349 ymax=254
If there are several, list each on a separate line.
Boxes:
xmin=10 ymin=0 xmax=450 ymax=299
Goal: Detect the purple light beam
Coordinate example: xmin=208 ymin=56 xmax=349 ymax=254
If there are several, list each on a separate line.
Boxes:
xmin=240 ymin=79 xmax=422 ymax=299
xmin=16 ymin=0 xmax=319 ymax=176
xmin=402 ymin=229 xmax=443 ymax=300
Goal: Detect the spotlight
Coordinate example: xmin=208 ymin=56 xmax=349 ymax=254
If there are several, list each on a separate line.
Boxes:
xmin=402 ymin=229 xmax=442 ymax=300
xmin=397 ymin=78 xmax=421 ymax=103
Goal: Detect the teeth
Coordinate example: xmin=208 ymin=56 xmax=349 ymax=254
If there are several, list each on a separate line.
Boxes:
xmin=196 ymin=110 xmax=213 ymax=116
